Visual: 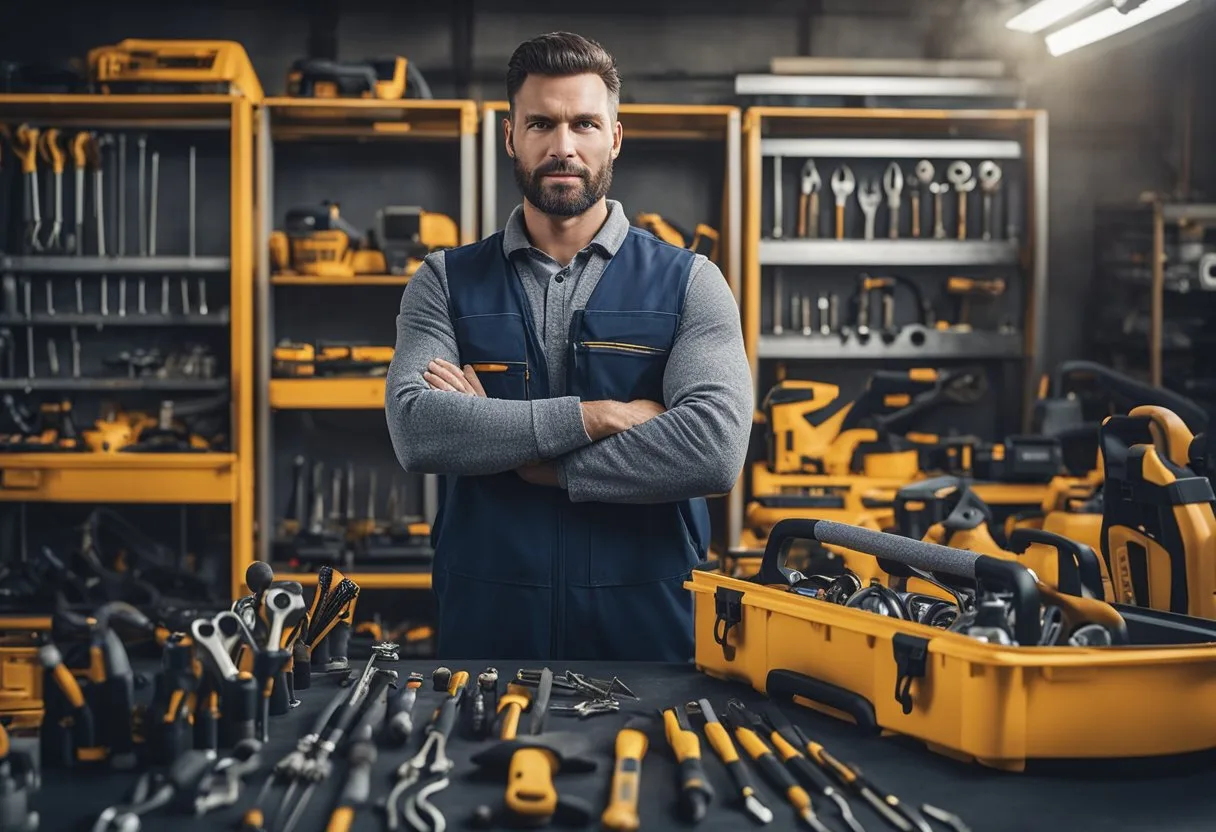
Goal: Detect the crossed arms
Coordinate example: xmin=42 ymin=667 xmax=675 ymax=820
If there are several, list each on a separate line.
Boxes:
xmin=384 ymin=252 xmax=753 ymax=504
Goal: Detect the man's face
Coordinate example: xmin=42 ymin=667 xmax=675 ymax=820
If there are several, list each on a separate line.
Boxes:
xmin=505 ymin=73 xmax=622 ymax=217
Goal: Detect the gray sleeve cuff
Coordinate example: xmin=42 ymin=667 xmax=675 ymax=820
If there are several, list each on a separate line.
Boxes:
xmin=531 ymin=396 xmax=592 ymax=460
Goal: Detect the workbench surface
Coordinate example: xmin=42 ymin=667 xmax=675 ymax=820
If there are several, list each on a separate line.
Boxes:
xmin=33 ymin=661 xmax=1214 ymax=832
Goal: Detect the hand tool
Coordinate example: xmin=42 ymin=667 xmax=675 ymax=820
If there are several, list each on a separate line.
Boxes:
xmin=433 ymin=667 xmax=451 ymax=692
xmin=266 ymin=642 xmax=398 ymax=832
xmin=947 ymin=161 xmax=975 ymax=241
xmin=119 ymin=278 xmax=126 ymax=316
xmin=243 ymin=682 xmax=352 ymax=831
xmin=149 ymin=151 xmax=159 ymax=256
xmin=922 ymin=804 xmax=971 ymax=832
xmin=281 ymin=667 xmax=397 ymax=832
xmin=88 ymin=135 xmax=109 ymax=256
xmin=799 ymin=729 xmax=933 ymax=832
xmin=12 ymin=125 xmax=42 ymax=252
xmin=800 ymin=295 xmax=812 ymax=337
xmin=662 ymin=705 xmax=715 ymax=824
xmin=194 ymin=738 xmax=263 ymax=816
xmin=550 ymin=698 xmax=620 ymax=718
xmin=383 ymin=670 xmax=425 ymax=746
xmin=929 ymin=180 xmax=949 ymax=240
xmin=386 ymin=668 xmax=469 ymax=831
xmin=37 ymin=128 xmax=65 ymax=251
xmin=789 ymin=293 xmax=801 ymax=333
xmin=978 ymin=161 xmax=1002 ymax=241
xmin=117 ymin=134 xmax=126 ymax=257
xmin=138 ymin=136 xmax=147 ymax=256
xmin=191 ymin=617 xmax=257 ymax=748
xmin=913 ymin=161 xmax=934 ymax=239
xmin=198 ymin=278 xmax=208 ymax=315
xmin=858 ymin=181 xmax=882 ymax=241
xmin=724 ymin=700 xmax=832 ymax=832
xmin=100 ymin=276 xmax=109 ymax=316
xmin=759 ymin=707 xmax=863 ymax=832
xmin=39 ymin=641 xmax=103 ymax=763
xmin=75 ymin=279 xmax=83 ymax=314
xmin=772 ymin=156 xmax=784 ymax=239
xmin=326 ymin=737 xmax=376 ymax=832
xmin=138 ymin=279 xmax=146 ymax=315
xmin=687 ymin=699 xmax=772 ymax=825
xmin=798 ymin=160 xmax=820 ymax=238
xmin=189 ymin=145 xmax=197 ymax=258
xmin=161 ymin=276 xmax=170 ymax=315
xmin=91 ymin=750 xmax=218 ymax=832
xmin=48 ymin=339 xmax=60 ymax=376
xmin=817 ymin=294 xmax=830 ymax=337
xmin=23 ymin=282 xmax=33 ymax=378
xmin=601 ymin=716 xmax=650 ymax=831
xmin=180 ymin=278 xmax=191 ymax=314
xmin=830 ymin=166 xmax=855 ymax=240
xmin=70 ymin=327 xmax=81 ymax=378
xmin=71 ymin=132 xmax=90 ymax=255
xmin=466 ymin=667 xmax=499 ymax=738
xmin=495 ymin=681 xmax=532 ymax=739
xmin=883 ymin=162 xmax=903 ymax=239
xmin=44 ymin=280 xmax=55 ymax=316
xmin=772 ymin=270 xmax=784 ymax=335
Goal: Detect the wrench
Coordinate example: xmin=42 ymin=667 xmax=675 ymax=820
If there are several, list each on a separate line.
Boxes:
xmin=882 ymin=162 xmax=903 ymax=239
xmin=798 ymin=160 xmax=821 ymax=238
xmin=914 ymin=161 xmax=935 ymax=239
xmin=978 ymin=161 xmax=1003 ymax=241
xmin=772 ymin=156 xmax=784 ymax=239
xmin=830 ymin=165 xmax=855 ymax=240
xmin=858 ymin=180 xmax=882 ymax=241
xmin=929 ymin=181 xmax=950 ymax=240
xmin=37 ymin=129 xmax=65 ymax=252
xmin=191 ymin=618 xmax=241 ymax=681
xmin=262 ymin=587 xmax=306 ymax=651
xmin=947 ymin=161 xmax=975 ymax=241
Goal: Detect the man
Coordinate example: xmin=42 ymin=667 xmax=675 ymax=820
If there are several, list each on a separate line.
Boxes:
xmin=384 ymin=31 xmax=752 ymax=662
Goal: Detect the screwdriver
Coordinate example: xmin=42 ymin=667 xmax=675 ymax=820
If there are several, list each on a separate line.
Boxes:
xmin=798 ymin=727 xmax=932 ymax=832
xmin=725 ymin=700 xmax=832 ymax=832
xmin=686 ymin=699 xmax=771 ymax=825
xmin=661 ymin=705 xmax=714 ymax=824
xmin=759 ymin=707 xmax=863 ymax=832
xmin=601 ymin=716 xmax=650 ymax=831
xmin=382 ymin=671 xmax=424 ymax=746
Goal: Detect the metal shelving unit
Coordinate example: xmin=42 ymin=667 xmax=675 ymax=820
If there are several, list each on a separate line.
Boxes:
xmin=735 ymin=105 xmax=1049 ymax=551
xmin=254 ymin=97 xmax=479 ymax=590
xmin=0 ymin=93 xmax=255 ymax=601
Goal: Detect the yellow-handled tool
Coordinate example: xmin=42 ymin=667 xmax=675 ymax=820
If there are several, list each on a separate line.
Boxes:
xmin=662 ymin=706 xmax=714 ymax=824
xmin=601 ymin=716 xmax=650 ymax=831
xmin=687 ymin=699 xmax=772 ymax=824
xmin=12 ymin=124 xmax=42 ymax=251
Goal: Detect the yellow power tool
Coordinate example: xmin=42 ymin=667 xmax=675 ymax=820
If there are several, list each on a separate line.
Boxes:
xmin=87 ymin=39 xmax=264 ymax=102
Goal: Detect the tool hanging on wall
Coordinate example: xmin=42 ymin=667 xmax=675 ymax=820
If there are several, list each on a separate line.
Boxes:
xmin=947 ymin=161 xmax=976 ymax=240
xmin=978 ymin=161 xmax=1003 ymax=241
xmin=633 ymin=213 xmax=720 ymax=261
xmin=830 ymin=165 xmax=854 ymax=240
xmin=797 ymin=161 xmax=820 ymax=239
xmin=883 ymin=162 xmax=903 ymax=239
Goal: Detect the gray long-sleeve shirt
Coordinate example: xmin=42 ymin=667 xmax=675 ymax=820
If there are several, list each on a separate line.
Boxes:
xmin=384 ymin=199 xmax=753 ymax=504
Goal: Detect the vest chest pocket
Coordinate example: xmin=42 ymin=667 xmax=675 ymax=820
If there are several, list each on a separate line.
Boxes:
xmin=455 ymin=313 xmax=531 ymax=401
xmin=570 ymin=310 xmax=678 ymax=403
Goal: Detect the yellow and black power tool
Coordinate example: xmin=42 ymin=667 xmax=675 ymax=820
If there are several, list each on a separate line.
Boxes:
xmin=373 ymin=206 xmax=459 ymax=275
xmin=86 ymin=39 xmax=264 ymax=102
xmin=273 ymin=341 xmax=394 ymax=378
xmin=286 ymin=56 xmax=431 ymax=100
xmin=634 ymin=214 xmax=719 ymax=262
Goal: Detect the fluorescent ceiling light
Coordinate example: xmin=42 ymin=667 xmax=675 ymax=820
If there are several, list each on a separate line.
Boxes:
xmin=1044 ymin=0 xmax=1193 ymax=55
xmin=1005 ymin=0 xmax=1101 ymax=33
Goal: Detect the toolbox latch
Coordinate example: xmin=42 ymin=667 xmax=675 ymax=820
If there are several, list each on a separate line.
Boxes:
xmin=713 ymin=587 xmax=744 ymax=662
xmin=892 ymin=633 xmax=929 ymax=715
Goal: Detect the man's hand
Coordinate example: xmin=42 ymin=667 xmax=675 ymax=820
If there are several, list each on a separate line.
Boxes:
xmin=579 ymin=399 xmax=667 ymax=441
xmin=516 ymin=461 xmax=559 ymax=487
xmin=424 ymin=358 xmax=486 ymax=397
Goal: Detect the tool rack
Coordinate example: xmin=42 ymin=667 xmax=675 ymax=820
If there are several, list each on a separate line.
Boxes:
xmin=478 ymin=101 xmax=745 ymax=548
xmin=0 ymin=92 xmax=255 ymax=603
xmin=734 ymin=105 xmax=1048 ymax=550
xmin=1092 ymin=198 xmax=1216 ymax=407
xmin=254 ymin=97 xmax=479 ymax=597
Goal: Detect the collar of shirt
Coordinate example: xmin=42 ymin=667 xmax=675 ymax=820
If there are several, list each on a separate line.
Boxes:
xmin=501 ymin=198 xmax=631 ymax=264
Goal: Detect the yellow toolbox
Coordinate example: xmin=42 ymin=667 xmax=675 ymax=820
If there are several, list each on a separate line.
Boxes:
xmin=688 ymin=517 xmax=1216 ymax=772
xmin=0 ymin=636 xmax=45 ymax=729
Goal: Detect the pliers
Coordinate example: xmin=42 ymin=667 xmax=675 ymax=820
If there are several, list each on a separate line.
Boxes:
xmin=798 ymin=160 xmax=821 ymax=238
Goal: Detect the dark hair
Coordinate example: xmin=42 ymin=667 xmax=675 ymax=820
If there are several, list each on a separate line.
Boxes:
xmin=506 ymin=32 xmax=620 ymax=121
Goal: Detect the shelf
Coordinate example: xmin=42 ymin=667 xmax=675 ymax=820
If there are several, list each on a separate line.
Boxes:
xmin=269 ymin=377 xmax=386 ymax=410
xmin=0 ymin=313 xmax=229 ymax=327
xmin=481 ymin=101 xmax=738 ymax=140
xmin=0 ymin=452 xmax=238 ymax=503
xmin=266 ymin=97 xmax=476 ymax=140
xmin=276 ymin=571 xmax=431 ymax=590
xmin=272 ymin=275 xmax=410 ymax=286
xmin=0 ymin=94 xmax=238 ymax=128
xmin=760 ymin=138 xmax=1022 ymax=160
xmin=0 ymin=615 xmax=51 ymax=631
xmin=0 ymin=256 xmax=231 ymax=274
xmin=759 ymin=327 xmax=1023 ymax=360
xmin=759 ymin=239 xmax=1020 ymax=266
xmin=736 ymin=75 xmax=1024 ymax=99
xmin=0 ymin=378 xmax=228 ymax=392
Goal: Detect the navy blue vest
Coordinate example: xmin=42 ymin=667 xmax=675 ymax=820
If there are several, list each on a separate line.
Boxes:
xmin=431 ymin=227 xmax=710 ymax=662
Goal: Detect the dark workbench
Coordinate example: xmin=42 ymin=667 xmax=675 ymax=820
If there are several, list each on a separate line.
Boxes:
xmin=31 ymin=661 xmax=1216 ymax=832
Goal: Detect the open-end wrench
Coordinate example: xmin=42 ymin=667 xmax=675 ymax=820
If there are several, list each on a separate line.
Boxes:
xmin=883 ymin=162 xmax=903 ymax=239
xmin=830 ymin=166 xmax=855 ymax=240
xmin=798 ymin=160 xmax=821 ymax=238
xmin=263 ymin=587 xmax=307 ymax=651
xmin=858 ymin=180 xmax=882 ymax=241
xmin=772 ymin=156 xmax=784 ymax=239
xmin=192 ymin=618 xmax=241 ymax=681
xmin=978 ymin=161 xmax=1003 ymax=241
xmin=947 ymin=161 xmax=975 ymax=241
xmin=913 ymin=161 xmax=934 ymax=239
xmin=929 ymin=180 xmax=950 ymax=240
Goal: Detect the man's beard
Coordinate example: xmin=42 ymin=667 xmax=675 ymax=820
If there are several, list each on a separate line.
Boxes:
xmin=514 ymin=153 xmax=613 ymax=217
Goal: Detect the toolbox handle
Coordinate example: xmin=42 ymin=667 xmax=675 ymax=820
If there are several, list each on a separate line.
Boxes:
xmin=1006 ymin=527 xmax=1104 ymax=600
xmin=765 ymin=669 xmax=880 ymax=735
xmin=759 ymin=519 xmax=1043 ymax=645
